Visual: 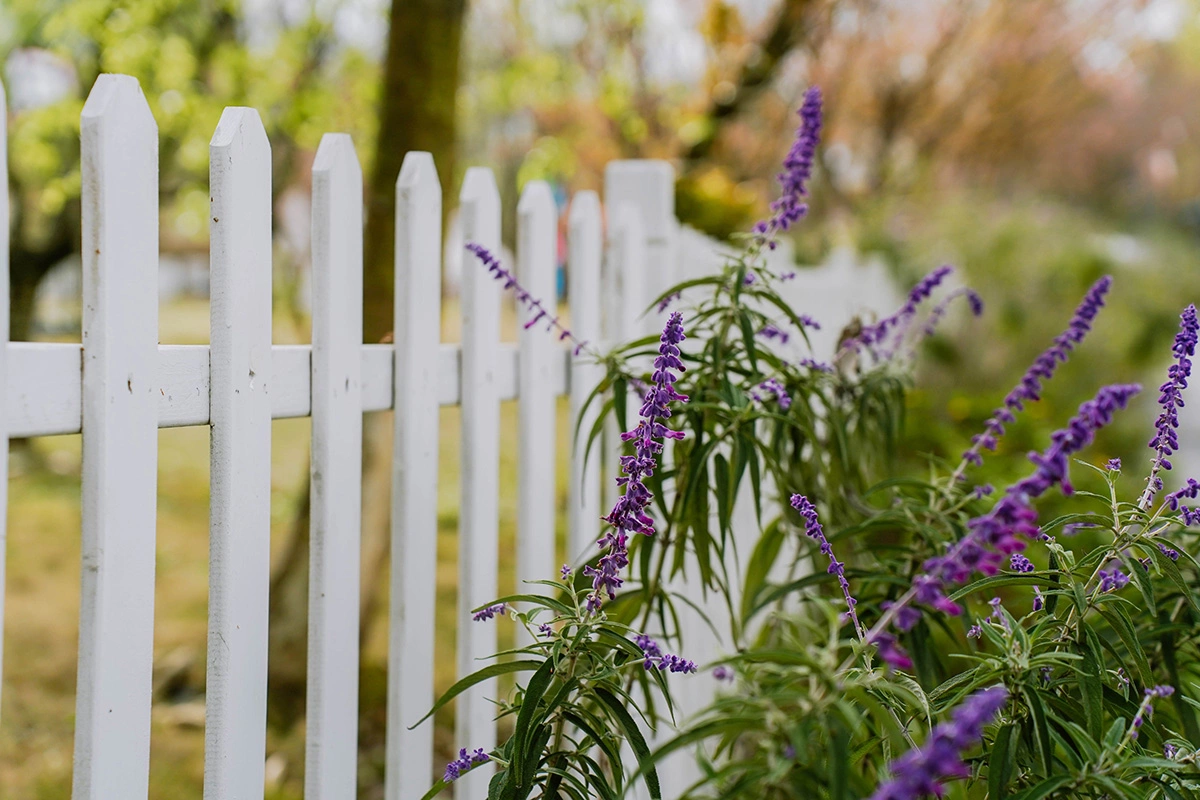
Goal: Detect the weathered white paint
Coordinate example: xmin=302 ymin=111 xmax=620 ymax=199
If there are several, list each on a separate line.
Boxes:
xmin=567 ymin=191 xmax=603 ymax=564
xmin=457 ymin=167 xmax=502 ymax=799
xmin=388 ymin=151 xmax=443 ymax=800
xmin=305 ymin=133 xmax=364 ymax=799
xmin=205 ymin=106 xmax=273 ymax=799
xmin=516 ymin=181 xmax=558 ymax=646
xmin=73 ymin=74 xmax=160 ymax=800
xmin=0 ymin=78 xmax=9 ymax=727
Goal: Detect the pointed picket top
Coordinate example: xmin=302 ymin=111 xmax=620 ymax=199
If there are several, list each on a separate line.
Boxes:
xmin=81 ymin=73 xmax=156 ymax=139
xmin=206 ymin=104 xmax=273 ymax=800
xmin=388 ymin=149 xmax=443 ymax=800
xmin=460 ymin=167 xmax=501 ymax=243
xmin=75 ymin=72 xmax=160 ymax=800
xmin=567 ymin=190 xmax=602 ymax=563
xmin=211 ymin=105 xmax=269 ymax=152
xmin=398 ymin=149 xmax=439 ymax=196
xmin=516 ymin=180 xmax=558 ymax=647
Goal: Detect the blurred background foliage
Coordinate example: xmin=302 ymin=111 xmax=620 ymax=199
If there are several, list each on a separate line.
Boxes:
xmin=5 ymin=0 xmax=1200 ymax=796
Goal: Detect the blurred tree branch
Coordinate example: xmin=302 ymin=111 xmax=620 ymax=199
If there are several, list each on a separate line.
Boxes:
xmin=681 ymin=0 xmax=819 ymax=172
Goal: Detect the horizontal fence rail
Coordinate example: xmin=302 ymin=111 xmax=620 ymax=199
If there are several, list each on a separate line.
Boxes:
xmin=0 ymin=72 xmax=725 ymax=799
xmin=5 ymin=342 xmax=572 ymax=437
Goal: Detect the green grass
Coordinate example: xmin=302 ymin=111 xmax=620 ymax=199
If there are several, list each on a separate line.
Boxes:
xmin=0 ymin=296 xmax=576 ymax=798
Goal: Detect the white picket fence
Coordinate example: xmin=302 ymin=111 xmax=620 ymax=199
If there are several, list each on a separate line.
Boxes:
xmin=0 ymin=71 xmax=916 ymax=799
xmin=0 ymin=71 xmax=722 ymax=800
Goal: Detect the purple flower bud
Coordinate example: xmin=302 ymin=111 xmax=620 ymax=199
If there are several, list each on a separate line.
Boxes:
xmin=1106 ymin=458 xmax=1122 ymax=471
xmin=1141 ymin=305 xmax=1199 ymax=509
xmin=472 ymin=603 xmax=507 ymax=622
xmin=1009 ymin=554 xmax=1034 ymax=573
xmin=443 ymin=747 xmax=490 ymax=783
xmin=868 ymin=687 xmax=1007 ymax=800
xmin=792 ymin=494 xmax=862 ymax=636
xmin=754 ymin=86 xmax=822 ymax=244
xmin=961 ymin=277 xmax=1112 ymax=471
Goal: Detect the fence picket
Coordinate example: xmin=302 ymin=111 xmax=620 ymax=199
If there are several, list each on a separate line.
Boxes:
xmin=457 ymin=167 xmax=502 ymax=798
xmin=516 ymin=181 xmax=558 ymax=644
xmin=602 ymin=205 xmax=644 ymax=515
xmin=306 ymin=133 xmax=364 ymax=799
xmin=604 ymin=161 xmax=677 ymax=335
xmin=0 ymin=79 xmax=8 ymax=729
xmin=388 ymin=151 xmax=443 ymax=800
xmin=73 ymin=74 xmax=160 ymax=800
xmin=205 ymin=107 xmax=273 ymax=798
xmin=567 ymin=191 xmax=602 ymax=564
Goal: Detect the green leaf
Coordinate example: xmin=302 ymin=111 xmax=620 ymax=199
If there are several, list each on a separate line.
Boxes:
xmin=595 ymin=687 xmax=661 ymax=800
xmin=1026 ymin=689 xmax=1053 ymax=774
xmin=410 ymin=660 xmax=543 ymax=728
xmin=989 ymin=723 xmax=1020 ymax=798
xmin=1006 ymin=775 xmax=1073 ymax=800
xmin=511 ymin=657 xmax=556 ymax=790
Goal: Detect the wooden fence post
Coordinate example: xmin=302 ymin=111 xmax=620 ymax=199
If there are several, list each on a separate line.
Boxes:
xmin=73 ymin=74 xmax=160 ymax=800
xmin=457 ymin=167 xmax=502 ymax=798
xmin=306 ymin=133 xmax=364 ymax=799
xmin=516 ymin=180 xmax=558 ymax=645
xmin=205 ymin=106 xmax=273 ymax=798
xmin=567 ymin=191 xmax=602 ymax=563
xmin=388 ymin=151 xmax=443 ymax=800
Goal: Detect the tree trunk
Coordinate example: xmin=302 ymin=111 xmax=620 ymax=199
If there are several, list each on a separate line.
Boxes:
xmin=266 ymin=0 xmax=467 ymax=728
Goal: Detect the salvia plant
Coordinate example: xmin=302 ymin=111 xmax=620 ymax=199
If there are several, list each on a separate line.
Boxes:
xmin=421 ymin=86 xmax=1200 ymax=800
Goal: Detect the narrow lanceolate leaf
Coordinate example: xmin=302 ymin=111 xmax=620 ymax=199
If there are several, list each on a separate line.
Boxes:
xmin=595 ymin=687 xmax=661 ymax=800
xmin=511 ymin=658 xmax=556 ymax=788
xmin=410 ymin=660 xmax=544 ymax=729
xmin=988 ymin=723 xmax=1020 ymax=798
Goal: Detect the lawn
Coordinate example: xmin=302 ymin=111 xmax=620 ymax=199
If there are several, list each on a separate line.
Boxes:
xmin=0 ymin=295 xmax=575 ymax=798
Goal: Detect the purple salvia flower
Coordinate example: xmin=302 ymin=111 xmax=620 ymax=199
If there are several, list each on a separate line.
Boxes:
xmin=1098 ymin=563 xmax=1130 ymax=593
xmin=443 ymin=747 xmax=490 ymax=783
xmin=560 ymin=564 xmax=572 ymax=580
xmin=1032 ymin=586 xmax=1044 ymax=612
xmin=967 ymin=624 xmax=982 ymax=639
xmin=712 ymin=665 xmax=734 ymax=682
xmin=1141 ymin=304 xmax=1199 ymax=509
xmin=755 ymin=377 xmax=792 ymax=410
xmin=904 ymin=384 xmax=1140 ymax=629
xmin=634 ymin=634 xmax=697 ymax=674
xmin=960 ymin=277 xmax=1112 ymax=471
xmin=1130 ymin=686 xmax=1175 ymax=739
xmin=758 ymin=323 xmax=790 ymax=344
xmin=1159 ymin=542 xmax=1180 ymax=561
xmin=870 ymin=632 xmax=914 ymax=672
xmin=472 ymin=603 xmax=507 ymax=622
xmin=868 ymin=687 xmax=1008 ymax=800
xmin=1165 ymin=743 xmax=1180 ymax=759
xmin=656 ymin=291 xmax=682 ymax=313
xmin=538 ymin=623 xmax=553 ymax=637
xmin=466 ymin=242 xmax=591 ymax=356
xmin=753 ymin=86 xmax=822 ymax=247
xmin=971 ymin=484 xmax=994 ymax=500
xmin=799 ymin=314 xmax=821 ymax=330
xmin=851 ymin=265 xmax=955 ymax=358
xmin=1010 ymin=553 xmax=1034 ymax=573
xmin=584 ymin=313 xmax=688 ymax=611
xmin=918 ymin=287 xmax=984 ymax=340
xmin=791 ymin=494 xmax=863 ymax=637
xmin=1107 ymin=458 xmax=1122 ymax=471
xmin=800 ymin=358 xmax=834 ymax=373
